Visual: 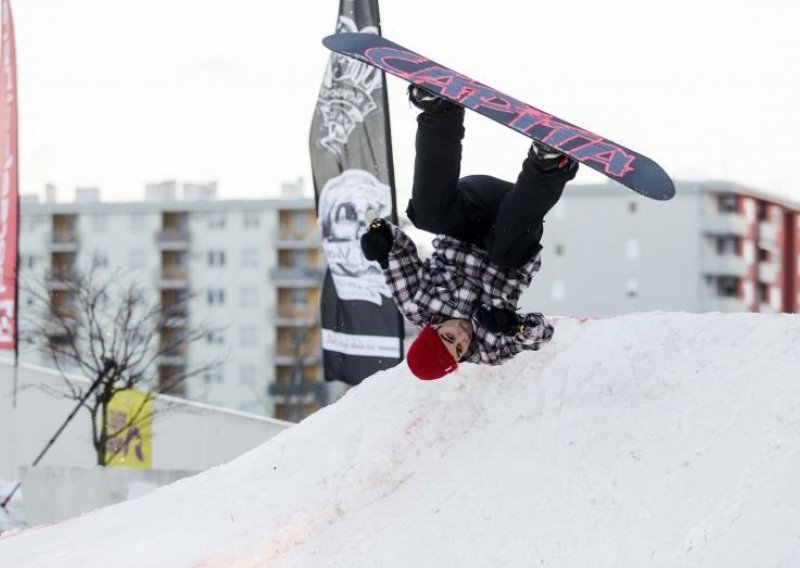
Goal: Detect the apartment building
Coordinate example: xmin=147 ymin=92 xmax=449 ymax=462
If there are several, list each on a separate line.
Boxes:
xmin=21 ymin=178 xmax=795 ymax=417
xmin=520 ymin=181 xmax=800 ymax=316
xmin=18 ymin=181 xmax=326 ymax=421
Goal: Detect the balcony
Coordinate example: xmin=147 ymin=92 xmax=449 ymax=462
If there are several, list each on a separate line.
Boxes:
xmin=268 ymin=379 xmax=323 ymax=397
xmin=158 ymin=345 xmax=187 ymax=366
xmin=274 ymin=354 xmax=322 ymax=366
xmin=758 ymin=221 xmax=779 ymax=246
xmin=701 ymin=297 xmax=748 ymax=312
xmin=268 ymin=380 xmax=327 ymax=406
xmin=44 ymin=319 xmax=78 ymax=340
xmin=156 ymin=229 xmax=191 ymax=251
xmin=269 ymin=266 xmax=324 ymax=285
xmin=49 ymin=231 xmax=80 ymax=252
xmin=48 ymin=269 xmax=77 ymax=291
xmin=758 ymin=301 xmax=779 ymax=314
xmin=160 ymin=305 xmax=189 ymax=328
xmin=701 ymin=241 xmax=748 ymax=277
xmin=758 ymin=260 xmax=779 ymax=284
xmin=274 ymin=307 xmax=319 ymax=327
xmin=274 ymin=343 xmax=322 ymax=366
xmin=158 ymin=367 xmax=187 ymax=397
xmin=274 ymin=230 xmax=320 ymax=249
xmin=158 ymin=267 xmax=189 ymax=290
xmin=701 ymin=214 xmax=749 ymax=237
xmin=701 ymin=254 xmax=748 ymax=277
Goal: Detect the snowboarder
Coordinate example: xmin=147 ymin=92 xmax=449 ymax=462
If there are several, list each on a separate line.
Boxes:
xmin=360 ymin=86 xmax=578 ymax=380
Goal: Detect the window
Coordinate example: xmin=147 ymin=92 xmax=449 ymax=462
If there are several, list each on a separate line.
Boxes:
xmin=625 ymin=239 xmax=640 ymax=261
xmin=291 ymin=211 xmax=310 ymax=232
xmin=207 ymin=289 xmax=225 ymax=305
xmin=718 ymin=194 xmax=739 ymax=214
xmin=93 ymin=251 xmax=109 ymax=269
xmin=554 ymin=244 xmax=565 ymax=256
xmin=629 ymin=202 xmax=638 ymax=214
xmin=241 ymin=287 xmax=259 ymax=308
xmin=22 ymin=215 xmax=45 ymax=232
xmin=758 ymin=283 xmax=770 ymax=304
xmin=715 ymin=235 xmax=740 ymax=256
xmin=208 ymin=250 xmax=226 ymax=267
xmin=290 ymin=289 xmax=309 ymax=307
xmin=290 ymin=250 xmax=310 ymax=267
xmin=625 ymin=278 xmax=639 ymax=299
xmin=203 ymin=366 xmax=224 ymax=384
xmin=243 ymin=212 xmax=260 ymax=229
xmin=207 ymin=213 xmax=226 ymax=229
xmin=240 ymin=325 xmax=258 ymax=347
xmin=757 ymin=202 xmax=770 ymax=222
xmin=20 ymin=255 xmax=41 ymax=270
xmin=551 ymin=280 xmax=566 ymax=303
xmin=241 ymin=248 xmax=260 ymax=268
xmin=716 ymin=276 xmax=740 ymax=297
xmin=758 ymin=248 xmax=772 ymax=263
xmin=206 ymin=329 xmax=225 ymax=345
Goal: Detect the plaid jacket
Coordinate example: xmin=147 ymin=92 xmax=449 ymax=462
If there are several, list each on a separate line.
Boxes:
xmin=382 ymin=223 xmax=554 ymax=365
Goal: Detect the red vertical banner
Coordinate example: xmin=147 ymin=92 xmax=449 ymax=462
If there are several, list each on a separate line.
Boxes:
xmin=0 ymin=0 xmax=18 ymax=350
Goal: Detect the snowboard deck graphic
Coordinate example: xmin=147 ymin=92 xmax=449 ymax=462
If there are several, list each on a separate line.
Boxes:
xmin=323 ymin=33 xmax=675 ymax=201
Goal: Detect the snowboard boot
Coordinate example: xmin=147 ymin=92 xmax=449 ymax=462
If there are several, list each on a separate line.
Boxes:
xmin=408 ymin=85 xmax=459 ymax=114
xmin=529 ymin=140 xmax=575 ymax=173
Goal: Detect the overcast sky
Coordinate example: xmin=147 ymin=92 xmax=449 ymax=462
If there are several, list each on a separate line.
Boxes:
xmin=10 ymin=0 xmax=800 ymax=206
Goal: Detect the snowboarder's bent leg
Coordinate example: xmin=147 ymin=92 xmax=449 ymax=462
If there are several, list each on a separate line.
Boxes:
xmin=486 ymin=149 xmax=578 ymax=269
xmin=406 ymin=106 xmax=478 ymax=236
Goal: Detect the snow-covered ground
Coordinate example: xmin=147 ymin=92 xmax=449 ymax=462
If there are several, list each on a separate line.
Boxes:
xmin=1 ymin=312 xmax=799 ymax=567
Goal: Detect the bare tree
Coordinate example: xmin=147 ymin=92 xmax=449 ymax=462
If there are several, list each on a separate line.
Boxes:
xmin=20 ymin=261 xmax=219 ymax=466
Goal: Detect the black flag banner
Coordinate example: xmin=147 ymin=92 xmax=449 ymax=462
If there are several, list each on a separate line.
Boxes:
xmin=310 ymin=0 xmax=404 ymax=385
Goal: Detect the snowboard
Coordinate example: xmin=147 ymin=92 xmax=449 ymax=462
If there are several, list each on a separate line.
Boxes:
xmin=323 ymin=33 xmax=675 ymax=201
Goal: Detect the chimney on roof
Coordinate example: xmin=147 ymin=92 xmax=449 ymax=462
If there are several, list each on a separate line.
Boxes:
xmin=145 ymin=180 xmax=178 ymax=202
xmin=44 ymin=183 xmax=57 ymax=203
xmin=75 ymin=186 xmax=101 ymax=203
xmin=183 ymin=181 xmax=217 ymax=201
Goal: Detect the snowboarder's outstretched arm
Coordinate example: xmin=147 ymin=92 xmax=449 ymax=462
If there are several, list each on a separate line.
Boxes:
xmin=470 ymin=308 xmax=555 ymax=365
xmin=361 ymin=219 xmax=431 ymax=326
xmin=509 ymin=312 xmax=555 ymax=352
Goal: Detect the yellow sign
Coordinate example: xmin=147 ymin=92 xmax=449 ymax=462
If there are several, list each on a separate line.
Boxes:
xmin=105 ymin=389 xmax=153 ymax=468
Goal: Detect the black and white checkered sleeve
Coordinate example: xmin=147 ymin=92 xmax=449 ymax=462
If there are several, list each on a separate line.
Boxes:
xmin=473 ymin=312 xmax=555 ymax=365
xmin=382 ymin=224 xmax=429 ymax=326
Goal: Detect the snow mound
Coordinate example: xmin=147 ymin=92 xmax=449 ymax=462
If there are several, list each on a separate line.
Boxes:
xmin=1 ymin=313 xmax=800 ymax=567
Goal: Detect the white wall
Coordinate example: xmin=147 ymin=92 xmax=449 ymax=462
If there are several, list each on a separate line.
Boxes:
xmin=20 ymin=466 xmax=198 ymax=525
xmin=0 ymin=357 xmax=290 ymax=480
xmin=520 ymin=182 xmax=705 ymax=316
xmin=185 ymin=207 xmax=279 ymax=415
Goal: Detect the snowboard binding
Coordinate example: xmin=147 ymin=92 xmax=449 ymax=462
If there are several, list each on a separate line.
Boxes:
xmin=407 ymin=85 xmax=459 ymax=114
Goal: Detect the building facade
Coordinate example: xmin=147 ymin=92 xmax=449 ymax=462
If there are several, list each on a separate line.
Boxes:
xmin=20 ymin=179 xmax=797 ymax=418
xmin=520 ymin=181 xmax=800 ymax=316
xmin=18 ymin=181 xmax=326 ymax=421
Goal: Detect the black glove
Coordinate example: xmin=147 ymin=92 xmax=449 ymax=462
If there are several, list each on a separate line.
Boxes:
xmin=360 ymin=218 xmax=393 ymax=269
xmin=475 ymin=304 xmax=524 ymax=335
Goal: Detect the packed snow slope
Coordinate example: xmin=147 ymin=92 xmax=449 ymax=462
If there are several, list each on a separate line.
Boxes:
xmin=2 ymin=313 xmax=800 ymax=568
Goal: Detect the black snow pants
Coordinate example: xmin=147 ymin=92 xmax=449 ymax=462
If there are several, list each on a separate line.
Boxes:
xmin=405 ymin=107 xmax=577 ymax=270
